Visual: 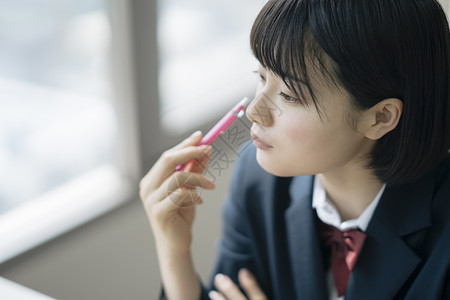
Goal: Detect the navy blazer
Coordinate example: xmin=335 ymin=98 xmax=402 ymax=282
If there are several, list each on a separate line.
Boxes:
xmin=197 ymin=144 xmax=450 ymax=299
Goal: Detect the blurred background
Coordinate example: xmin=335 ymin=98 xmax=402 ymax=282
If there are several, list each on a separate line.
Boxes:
xmin=0 ymin=0 xmax=448 ymax=299
xmin=0 ymin=0 xmax=265 ymax=298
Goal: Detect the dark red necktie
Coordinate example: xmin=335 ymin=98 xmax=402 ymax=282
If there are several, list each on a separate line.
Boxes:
xmin=318 ymin=222 xmax=367 ymax=296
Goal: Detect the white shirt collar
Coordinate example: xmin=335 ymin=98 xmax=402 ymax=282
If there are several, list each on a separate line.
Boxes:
xmin=312 ymin=175 xmax=386 ymax=232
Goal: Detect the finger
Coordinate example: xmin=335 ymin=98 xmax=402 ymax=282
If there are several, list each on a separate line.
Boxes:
xmin=146 ymin=185 xmax=204 ymax=221
xmin=140 ymin=144 xmax=211 ymax=193
xmin=214 ymin=274 xmax=246 ymax=300
xmin=160 ymin=144 xmax=211 ymax=173
xmin=166 ymin=171 xmax=215 ymax=194
xmin=145 ymin=171 xmax=215 ymax=207
xmin=208 ymin=290 xmax=227 ymax=300
xmin=139 ymin=131 xmax=203 ymax=191
xmin=163 ymin=187 xmax=203 ymax=208
xmin=186 ymin=145 xmax=212 ymax=173
xmin=172 ymin=130 xmax=203 ymax=150
xmin=238 ymin=269 xmax=267 ymax=300
xmin=147 ymin=190 xmax=197 ymax=224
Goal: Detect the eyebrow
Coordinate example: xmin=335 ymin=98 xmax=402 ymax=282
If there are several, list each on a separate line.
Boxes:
xmin=291 ymin=77 xmax=308 ymax=86
xmin=257 ymin=65 xmax=309 ymax=86
xmin=284 ymin=74 xmax=309 ymax=88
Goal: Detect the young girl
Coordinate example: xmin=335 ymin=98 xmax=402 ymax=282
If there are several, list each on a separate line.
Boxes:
xmin=139 ymin=0 xmax=450 ymax=299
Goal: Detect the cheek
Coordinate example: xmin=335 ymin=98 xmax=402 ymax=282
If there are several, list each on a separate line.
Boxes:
xmin=284 ymin=123 xmax=312 ymax=143
xmin=269 ymin=116 xmax=353 ymax=176
xmin=257 ymin=117 xmax=319 ymax=176
xmin=282 ymin=115 xmax=318 ymax=148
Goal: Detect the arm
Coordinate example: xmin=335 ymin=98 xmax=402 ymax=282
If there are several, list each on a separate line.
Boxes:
xmin=156 ymin=249 xmax=200 ymax=300
xmin=139 ymin=131 xmax=215 ymax=300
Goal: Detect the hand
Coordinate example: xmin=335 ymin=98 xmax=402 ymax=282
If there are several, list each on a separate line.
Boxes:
xmin=209 ymin=269 xmax=268 ymax=300
xmin=139 ymin=131 xmax=216 ymax=254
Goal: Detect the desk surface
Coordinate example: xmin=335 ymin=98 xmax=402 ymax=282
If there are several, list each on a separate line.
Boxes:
xmin=0 ymin=277 xmax=55 ymax=300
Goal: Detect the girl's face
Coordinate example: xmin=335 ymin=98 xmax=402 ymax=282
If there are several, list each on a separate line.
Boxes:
xmin=246 ymin=65 xmax=375 ymax=177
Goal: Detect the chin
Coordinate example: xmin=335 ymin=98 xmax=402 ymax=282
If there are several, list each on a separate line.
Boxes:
xmin=256 ymin=151 xmax=319 ymax=177
xmin=256 ymin=152 xmax=297 ymax=177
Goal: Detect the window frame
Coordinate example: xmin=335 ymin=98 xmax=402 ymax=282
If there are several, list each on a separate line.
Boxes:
xmin=0 ymin=0 xmax=142 ymax=264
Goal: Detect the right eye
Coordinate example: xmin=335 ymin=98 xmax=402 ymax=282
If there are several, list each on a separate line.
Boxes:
xmin=279 ymin=92 xmax=300 ymax=104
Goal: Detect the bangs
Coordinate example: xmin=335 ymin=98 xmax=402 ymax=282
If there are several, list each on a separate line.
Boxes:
xmin=250 ymin=0 xmax=338 ymax=115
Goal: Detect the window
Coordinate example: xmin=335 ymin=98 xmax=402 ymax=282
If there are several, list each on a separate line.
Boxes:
xmin=0 ymin=0 xmax=138 ymax=262
xmin=157 ymin=0 xmax=266 ymax=134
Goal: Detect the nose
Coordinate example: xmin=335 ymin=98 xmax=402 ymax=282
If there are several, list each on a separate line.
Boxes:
xmin=245 ymin=91 xmax=275 ymax=127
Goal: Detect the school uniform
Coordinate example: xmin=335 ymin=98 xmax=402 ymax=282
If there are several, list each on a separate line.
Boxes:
xmin=196 ymin=144 xmax=450 ymax=299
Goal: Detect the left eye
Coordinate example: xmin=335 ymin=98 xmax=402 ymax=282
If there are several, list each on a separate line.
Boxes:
xmin=279 ymin=92 xmax=298 ymax=103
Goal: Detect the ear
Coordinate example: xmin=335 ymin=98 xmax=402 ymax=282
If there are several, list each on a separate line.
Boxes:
xmin=360 ymin=98 xmax=403 ymax=140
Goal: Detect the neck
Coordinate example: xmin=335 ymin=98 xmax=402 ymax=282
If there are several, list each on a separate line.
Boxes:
xmin=319 ymin=160 xmax=384 ymax=222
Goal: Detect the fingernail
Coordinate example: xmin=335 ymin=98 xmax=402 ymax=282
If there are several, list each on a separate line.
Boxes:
xmin=208 ymin=290 xmax=219 ymax=299
xmin=191 ymin=130 xmax=202 ymax=137
xmin=215 ymin=274 xmax=228 ymax=286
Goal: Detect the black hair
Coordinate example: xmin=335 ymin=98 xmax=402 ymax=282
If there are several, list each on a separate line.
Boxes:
xmin=251 ymin=0 xmax=450 ymax=185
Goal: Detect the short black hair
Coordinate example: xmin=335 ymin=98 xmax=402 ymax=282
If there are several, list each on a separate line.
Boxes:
xmin=251 ymin=0 xmax=450 ymax=185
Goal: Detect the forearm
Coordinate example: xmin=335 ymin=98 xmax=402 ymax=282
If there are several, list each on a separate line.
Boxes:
xmin=139 ymin=133 xmax=215 ymax=300
xmin=156 ymin=245 xmax=201 ymax=300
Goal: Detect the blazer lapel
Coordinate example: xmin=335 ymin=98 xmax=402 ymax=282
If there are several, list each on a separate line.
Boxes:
xmin=285 ymin=175 xmax=328 ymax=300
xmin=345 ymin=216 xmax=421 ymax=299
xmin=346 ymin=173 xmax=434 ymax=299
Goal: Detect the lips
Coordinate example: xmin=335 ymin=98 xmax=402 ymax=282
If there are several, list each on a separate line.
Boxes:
xmin=251 ymin=133 xmax=272 ymax=150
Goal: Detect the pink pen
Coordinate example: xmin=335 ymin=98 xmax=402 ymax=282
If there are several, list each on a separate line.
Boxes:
xmin=176 ymin=97 xmax=250 ymax=171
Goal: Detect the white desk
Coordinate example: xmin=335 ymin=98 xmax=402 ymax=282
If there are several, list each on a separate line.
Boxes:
xmin=0 ymin=277 xmax=56 ymax=300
